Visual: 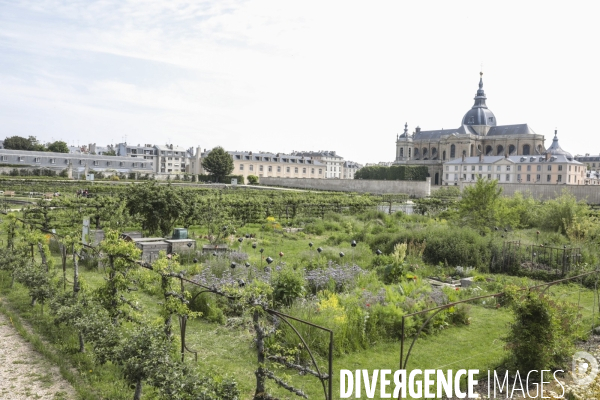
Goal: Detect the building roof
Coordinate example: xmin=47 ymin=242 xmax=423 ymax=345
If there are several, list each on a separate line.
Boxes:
xmin=486 ymin=124 xmax=536 ymax=136
xmin=225 ymin=151 xmax=326 ymax=166
xmin=545 ymin=131 xmax=572 ymax=159
xmin=461 ymin=72 xmax=497 ymax=129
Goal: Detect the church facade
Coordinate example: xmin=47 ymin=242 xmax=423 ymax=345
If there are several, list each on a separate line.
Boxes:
xmin=394 ymin=73 xmax=546 ymax=185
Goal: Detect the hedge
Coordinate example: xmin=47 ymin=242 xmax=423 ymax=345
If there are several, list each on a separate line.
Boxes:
xmin=197 ymin=174 xmax=245 ymax=184
xmin=354 ymin=165 xmax=428 ymax=181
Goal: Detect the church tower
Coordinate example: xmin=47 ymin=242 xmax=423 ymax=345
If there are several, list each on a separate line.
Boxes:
xmin=395 ymin=123 xmax=413 ymax=161
xmin=461 ymin=72 xmax=497 ymax=136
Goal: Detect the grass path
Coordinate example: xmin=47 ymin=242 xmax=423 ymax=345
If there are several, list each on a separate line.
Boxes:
xmin=0 ymin=310 xmax=77 ymax=400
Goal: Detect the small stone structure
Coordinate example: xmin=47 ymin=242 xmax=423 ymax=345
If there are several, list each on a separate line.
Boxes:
xmin=132 ymin=238 xmax=170 ymax=263
xmin=165 ymin=239 xmax=196 ymax=255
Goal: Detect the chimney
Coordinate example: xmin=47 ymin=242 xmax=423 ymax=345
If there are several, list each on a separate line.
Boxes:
xmin=479 ymin=152 xmax=484 ymax=162
xmin=462 ymin=153 xmax=466 ymax=162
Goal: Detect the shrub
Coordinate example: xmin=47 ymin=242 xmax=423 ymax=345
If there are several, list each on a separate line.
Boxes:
xmin=247 ymin=175 xmax=259 ymax=185
xmin=272 ymin=268 xmax=305 ymax=306
xmin=503 ymin=286 xmax=581 ymax=378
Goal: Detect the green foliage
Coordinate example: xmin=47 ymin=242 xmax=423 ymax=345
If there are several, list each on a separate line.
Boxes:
xmin=125 ymin=181 xmax=184 ymax=236
xmin=201 ymin=146 xmax=235 ymax=182
xmin=354 ymin=165 xmax=428 ymax=181
xmin=47 ymin=140 xmax=69 ymax=153
xmin=272 ymin=268 xmax=305 ymax=306
xmin=247 ymin=174 xmax=259 ymax=185
xmin=503 ymin=287 xmax=581 ymax=377
xmin=458 ymin=178 xmax=515 ymax=233
xmin=540 ymin=189 xmax=591 ymax=235
xmin=197 ymin=174 xmax=245 ymax=184
xmin=3 ymin=135 xmax=46 ymax=151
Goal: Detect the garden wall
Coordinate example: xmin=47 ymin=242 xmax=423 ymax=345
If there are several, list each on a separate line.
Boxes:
xmin=260 ymin=177 xmax=431 ymax=197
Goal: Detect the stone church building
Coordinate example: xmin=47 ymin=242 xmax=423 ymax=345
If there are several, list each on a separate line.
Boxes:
xmin=394 ymin=73 xmax=546 ymax=185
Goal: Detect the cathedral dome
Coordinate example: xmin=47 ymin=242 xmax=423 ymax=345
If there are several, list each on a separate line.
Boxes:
xmin=545 ymin=131 xmax=572 ymax=159
xmin=461 ymin=72 xmax=497 ymax=132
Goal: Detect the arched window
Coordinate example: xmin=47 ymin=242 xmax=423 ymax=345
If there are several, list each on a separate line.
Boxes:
xmin=485 ymin=145 xmax=493 ymax=155
xmin=523 ymin=144 xmax=531 ymax=155
xmin=414 ymin=148 xmax=419 ymax=159
xmin=450 ymin=144 xmax=456 ymax=158
xmin=497 ymin=145 xmax=504 ymax=155
xmin=443 ymin=150 xmax=446 ymax=160
xmin=509 ymin=144 xmax=516 ymax=155
xmin=470 ymin=144 xmax=474 ymax=157
xmin=400 ymin=148 xmax=404 ymax=157
xmin=408 ymin=148 xmax=411 ymax=158
xmin=462 ymin=150 xmax=467 ymax=157
xmin=422 ymin=148 xmax=428 ymax=157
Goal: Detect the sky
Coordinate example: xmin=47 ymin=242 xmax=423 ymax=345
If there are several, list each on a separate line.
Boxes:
xmin=1 ymin=1 xmax=599 ymax=164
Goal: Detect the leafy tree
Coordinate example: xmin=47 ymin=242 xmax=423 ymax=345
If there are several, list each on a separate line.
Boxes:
xmin=201 ymin=146 xmax=234 ymax=182
xmin=247 ymin=175 xmax=259 ymax=185
xmin=4 ymin=135 xmax=45 ymax=151
xmin=458 ymin=178 xmax=515 ymax=233
xmin=104 ymin=149 xmax=116 ymax=156
xmin=125 ymin=181 xmax=183 ymax=236
xmin=46 ymin=140 xmax=69 ymax=153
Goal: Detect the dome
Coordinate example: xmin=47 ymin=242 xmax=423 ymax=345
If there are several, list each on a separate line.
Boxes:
xmin=545 ymin=131 xmax=572 ymax=159
xmin=461 ymin=72 xmax=497 ymax=132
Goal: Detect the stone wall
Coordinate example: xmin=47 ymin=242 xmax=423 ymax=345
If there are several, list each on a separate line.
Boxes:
xmin=260 ymin=177 xmax=431 ymax=197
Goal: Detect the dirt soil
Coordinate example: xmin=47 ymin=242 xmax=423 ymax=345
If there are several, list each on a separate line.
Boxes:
xmin=0 ymin=311 xmax=77 ymax=400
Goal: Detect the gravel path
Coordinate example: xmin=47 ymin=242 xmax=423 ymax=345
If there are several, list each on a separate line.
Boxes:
xmin=0 ymin=312 xmax=77 ymax=400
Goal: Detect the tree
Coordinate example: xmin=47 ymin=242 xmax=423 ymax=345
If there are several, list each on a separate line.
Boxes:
xmin=125 ymin=181 xmax=183 ymax=236
xmin=458 ymin=178 xmax=514 ymax=233
xmin=201 ymin=146 xmax=234 ymax=183
xmin=47 ymin=140 xmax=69 ymax=153
xmin=247 ymin=175 xmax=259 ymax=185
xmin=4 ymin=135 xmax=45 ymax=151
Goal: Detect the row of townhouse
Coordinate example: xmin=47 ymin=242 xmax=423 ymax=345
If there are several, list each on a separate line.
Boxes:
xmin=0 ymin=149 xmax=154 ymax=176
xmin=2 ymin=139 xmax=364 ymax=181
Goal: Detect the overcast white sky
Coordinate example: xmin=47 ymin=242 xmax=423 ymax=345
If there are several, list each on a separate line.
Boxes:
xmin=1 ymin=1 xmax=598 ymax=164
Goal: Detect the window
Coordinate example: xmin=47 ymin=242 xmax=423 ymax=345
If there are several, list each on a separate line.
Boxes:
xmin=302 ymin=168 xmax=306 ymax=173
xmin=34 ymin=157 xmax=40 ymax=163
xmin=558 ymin=165 xmax=563 ymax=171
xmin=517 ymin=174 xmax=521 ymax=181
xmin=249 ymin=165 xmax=254 ymax=171
xmin=471 ymin=166 xmax=475 ymax=171
xmin=132 ymin=162 xmax=137 ymax=167
xmin=536 ymin=174 xmax=541 ymax=181
xmin=259 ymin=165 xmax=263 ymax=172
xmin=311 ymin=168 xmax=314 ymax=173
xmin=478 ymin=174 xmax=482 ymax=178
xmin=496 ymin=174 xmax=500 ymax=180
xmin=318 ymin=169 xmax=322 ymax=174
xmin=0 ymin=156 xmax=6 ymax=161
xmin=527 ymin=174 xmax=531 ymax=182
xmin=277 ymin=166 xmax=281 ymax=172
xmin=478 ymin=165 xmax=482 ymax=171
xmin=487 ymin=165 xmax=491 ymax=171
xmin=454 ymin=166 xmax=458 ymax=171
xmin=445 ymin=166 xmax=449 ymax=171
xmin=268 ymin=166 xmax=272 ymax=172
xmin=445 ymin=174 xmax=449 ymax=180
xmin=450 ymin=145 xmax=456 ymax=158
xmin=547 ymin=165 xmax=552 ymax=171
xmin=506 ymin=166 xmax=511 ymax=171
xmin=497 ymin=166 xmax=501 ymax=171
xmin=506 ymin=174 xmax=510 ymax=181
xmin=487 ymin=174 xmax=491 ymax=179
xmin=537 ymin=165 xmax=541 ymax=171
xmin=527 ymin=165 xmax=531 ymax=171
xmin=408 ymin=148 xmax=411 ymax=158
xmin=569 ymin=165 xmax=572 ymax=171
xmin=517 ymin=165 xmax=521 ymax=171
xmin=471 ymin=174 xmax=475 ymax=180
xmin=523 ymin=144 xmax=531 ymax=155
xmin=463 ymin=166 xmax=467 ymax=171
xmin=558 ymin=175 xmax=562 ymax=182
xmin=93 ymin=161 xmax=99 ymax=166
xmin=286 ymin=167 xmax=290 ymax=173
xmin=106 ymin=161 xmax=111 ymax=166
xmin=294 ymin=167 xmax=298 ymax=173
xmin=547 ymin=174 xmax=551 ymax=182
xmin=400 ymin=148 xmax=404 ymax=157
